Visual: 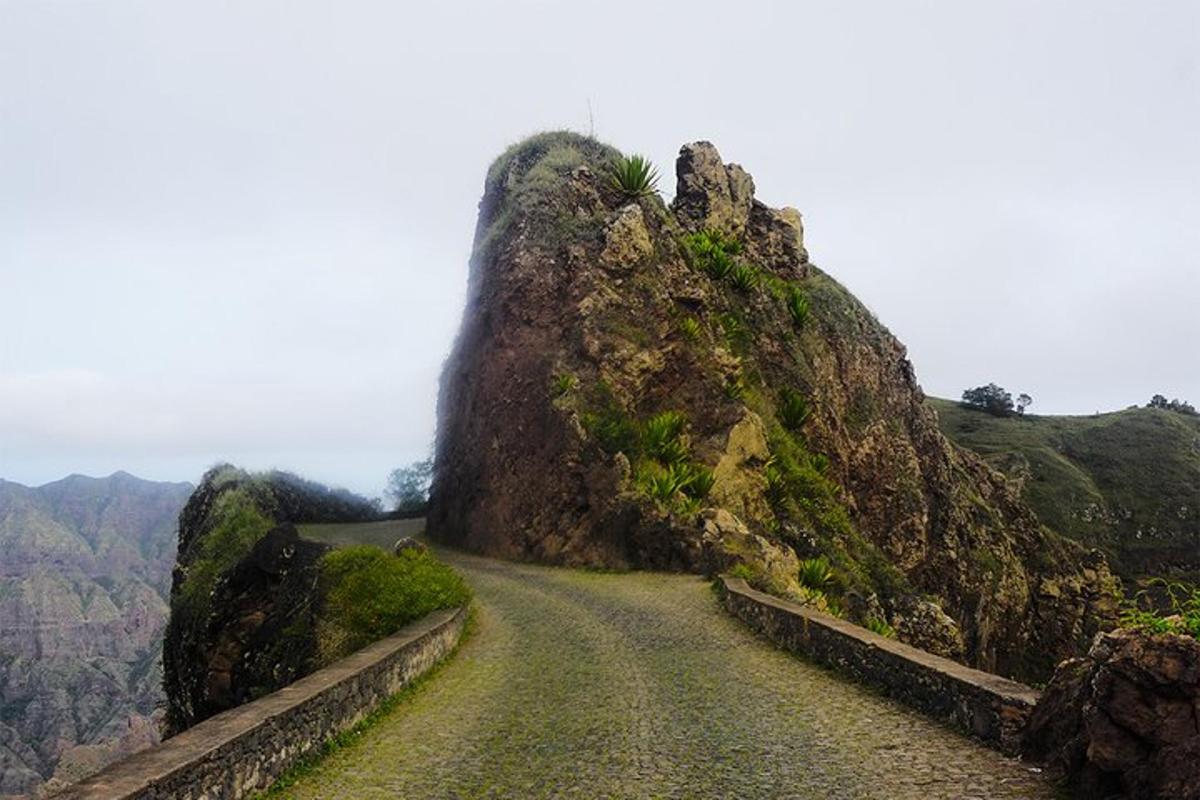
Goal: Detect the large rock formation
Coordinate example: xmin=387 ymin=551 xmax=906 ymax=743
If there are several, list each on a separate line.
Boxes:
xmin=0 ymin=472 xmax=191 ymax=798
xmin=430 ymin=132 xmax=1119 ymax=681
xmin=162 ymin=466 xmax=380 ymax=733
xmin=1024 ymin=629 xmax=1200 ymax=799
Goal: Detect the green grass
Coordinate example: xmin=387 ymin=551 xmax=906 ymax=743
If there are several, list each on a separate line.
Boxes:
xmin=930 ymin=397 xmax=1200 ymax=580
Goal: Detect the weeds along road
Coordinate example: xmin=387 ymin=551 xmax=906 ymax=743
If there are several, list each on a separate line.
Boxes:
xmin=289 ymin=520 xmax=1055 ymax=800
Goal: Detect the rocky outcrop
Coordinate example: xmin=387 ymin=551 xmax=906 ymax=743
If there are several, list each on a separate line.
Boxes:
xmin=163 ymin=466 xmax=379 ymax=733
xmin=429 ymin=132 xmax=1118 ymax=682
xmin=0 ymin=473 xmax=191 ymax=798
xmin=1024 ymin=629 xmax=1200 ymax=799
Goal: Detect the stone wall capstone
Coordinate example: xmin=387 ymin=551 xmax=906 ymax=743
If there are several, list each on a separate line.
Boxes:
xmin=56 ymin=606 xmax=467 ymax=800
xmin=719 ymin=576 xmax=1039 ymax=755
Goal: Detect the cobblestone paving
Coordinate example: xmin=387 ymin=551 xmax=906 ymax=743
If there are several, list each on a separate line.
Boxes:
xmin=279 ymin=535 xmax=1057 ymax=799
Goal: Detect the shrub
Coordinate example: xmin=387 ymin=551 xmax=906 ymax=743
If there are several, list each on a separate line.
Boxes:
xmin=317 ymin=546 xmax=471 ymax=658
xmin=678 ymin=316 xmax=702 ymax=342
xmin=865 ymin=617 xmax=896 ymax=638
xmin=778 ymin=389 xmax=810 ymax=432
xmin=717 ymin=313 xmax=748 ymax=349
xmin=683 ymin=229 xmax=741 ymax=279
xmin=961 ymin=383 xmax=1015 ymax=417
xmin=682 ymin=466 xmax=716 ymax=500
xmin=1120 ymin=579 xmax=1200 ymax=638
xmin=642 ymin=411 xmax=688 ymax=464
xmin=729 ymin=263 xmax=762 ymax=293
xmin=606 ymin=154 xmax=659 ymax=199
xmin=551 ymin=373 xmax=578 ymax=398
xmin=786 ymin=287 xmax=810 ymax=327
xmin=638 ymin=461 xmax=692 ymax=503
xmin=724 ymin=372 xmax=748 ymax=401
xmin=798 ymin=556 xmax=835 ymax=592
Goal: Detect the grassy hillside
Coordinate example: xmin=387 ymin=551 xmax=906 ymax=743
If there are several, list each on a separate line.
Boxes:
xmin=930 ymin=398 xmax=1200 ymax=581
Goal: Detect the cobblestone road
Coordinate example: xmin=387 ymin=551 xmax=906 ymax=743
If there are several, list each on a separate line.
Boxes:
xmin=284 ymin=524 xmax=1057 ymax=799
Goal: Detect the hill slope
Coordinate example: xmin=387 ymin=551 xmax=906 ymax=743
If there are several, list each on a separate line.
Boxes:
xmin=931 ymin=398 xmax=1200 ymax=581
xmin=0 ymin=472 xmax=192 ymax=798
xmin=429 ymin=132 xmax=1118 ymax=682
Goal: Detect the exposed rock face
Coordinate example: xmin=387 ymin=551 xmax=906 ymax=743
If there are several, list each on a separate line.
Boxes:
xmin=0 ymin=473 xmax=191 ymax=798
xmin=429 ymin=132 xmax=1118 ymax=681
xmin=1025 ymin=629 xmax=1200 ymax=799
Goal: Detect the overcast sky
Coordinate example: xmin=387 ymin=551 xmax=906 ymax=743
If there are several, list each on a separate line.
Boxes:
xmin=2 ymin=1 xmax=1197 ymax=499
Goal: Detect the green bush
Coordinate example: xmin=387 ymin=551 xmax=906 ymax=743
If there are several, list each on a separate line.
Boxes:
xmin=551 ymin=373 xmax=578 ymax=398
xmin=778 ymin=389 xmax=811 ymax=432
xmin=1120 ymin=579 xmax=1200 ymax=638
xmin=606 ymin=154 xmax=659 ymax=199
xmin=318 ymin=546 xmax=471 ymax=658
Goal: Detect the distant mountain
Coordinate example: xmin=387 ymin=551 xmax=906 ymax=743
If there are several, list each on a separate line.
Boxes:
xmin=931 ymin=398 xmax=1200 ymax=582
xmin=0 ymin=472 xmax=191 ymax=799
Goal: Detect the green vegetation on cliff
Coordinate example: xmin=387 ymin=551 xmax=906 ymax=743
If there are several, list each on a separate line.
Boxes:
xmin=164 ymin=466 xmax=469 ymax=733
xmin=931 ymin=398 xmax=1200 ymax=581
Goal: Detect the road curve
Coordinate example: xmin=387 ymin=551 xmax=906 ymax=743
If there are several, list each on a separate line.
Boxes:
xmin=285 ymin=522 xmax=1055 ymax=799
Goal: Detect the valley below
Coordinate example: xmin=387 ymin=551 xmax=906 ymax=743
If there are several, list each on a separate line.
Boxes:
xmin=0 ymin=473 xmax=191 ymax=799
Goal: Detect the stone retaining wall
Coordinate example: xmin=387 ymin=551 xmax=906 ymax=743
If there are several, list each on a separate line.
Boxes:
xmin=719 ymin=576 xmax=1039 ymax=754
xmin=57 ymin=606 xmax=467 ymax=800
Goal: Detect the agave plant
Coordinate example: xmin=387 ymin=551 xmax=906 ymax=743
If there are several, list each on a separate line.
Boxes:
xmin=786 ymin=286 xmax=810 ymax=327
xmin=778 ymin=388 xmax=810 ymax=431
xmin=681 ymin=465 xmax=716 ymax=499
xmin=797 ymin=556 xmax=835 ymax=592
xmin=728 ymin=263 xmax=762 ymax=293
xmin=865 ymin=617 xmax=896 ymax=638
xmin=607 ymin=154 xmax=660 ymax=199
xmin=678 ymin=316 xmax=702 ymax=342
xmin=642 ymin=411 xmax=688 ymax=464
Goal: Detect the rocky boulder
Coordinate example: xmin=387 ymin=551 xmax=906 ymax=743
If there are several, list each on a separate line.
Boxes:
xmin=1024 ymin=628 xmax=1200 ymax=799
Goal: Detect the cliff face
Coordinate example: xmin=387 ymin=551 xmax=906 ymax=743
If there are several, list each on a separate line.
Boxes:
xmin=0 ymin=473 xmax=191 ymax=798
xmin=429 ymin=132 xmax=1118 ymax=681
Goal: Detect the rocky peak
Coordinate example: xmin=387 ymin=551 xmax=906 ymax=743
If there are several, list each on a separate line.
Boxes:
xmin=430 ymin=131 xmax=1117 ymax=682
xmin=672 ymin=141 xmax=808 ymax=274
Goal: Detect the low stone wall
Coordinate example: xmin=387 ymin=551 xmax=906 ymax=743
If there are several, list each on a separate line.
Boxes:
xmin=58 ymin=606 xmax=467 ymax=800
xmin=719 ymin=576 xmax=1039 ymax=754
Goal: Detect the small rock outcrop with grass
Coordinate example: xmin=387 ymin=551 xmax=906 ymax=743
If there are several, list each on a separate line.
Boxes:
xmin=162 ymin=466 xmax=468 ymax=733
xmin=429 ymin=132 xmax=1120 ymax=682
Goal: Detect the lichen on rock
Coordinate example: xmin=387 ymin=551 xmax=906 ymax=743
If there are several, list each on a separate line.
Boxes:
xmin=429 ymin=131 xmax=1118 ymax=682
